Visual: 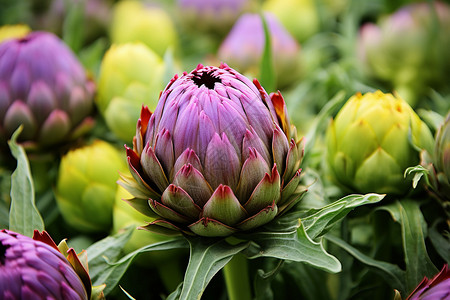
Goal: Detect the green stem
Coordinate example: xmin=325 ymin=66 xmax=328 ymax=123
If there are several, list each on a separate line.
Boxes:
xmin=157 ymin=258 xmax=184 ymax=293
xmin=223 ymin=253 xmax=252 ymax=300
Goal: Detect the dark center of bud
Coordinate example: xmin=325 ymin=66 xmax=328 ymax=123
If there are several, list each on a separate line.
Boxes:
xmin=0 ymin=242 xmax=9 ymax=265
xmin=192 ymin=70 xmax=221 ymax=89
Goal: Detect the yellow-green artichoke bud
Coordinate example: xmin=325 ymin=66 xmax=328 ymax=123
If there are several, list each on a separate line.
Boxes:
xmin=110 ymin=0 xmax=177 ymax=57
xmin=55 ymin=140 xmax=127 ymax=233
xmin=113 ymin=186 xmax=181 ymax=265
xmin=0 ymin=24 xmax=30 ymax=43
xmin=96 ymin=42 xmax=165 ymax=142
xmin=263 ymin=0 xmax=320 ymax=42
xmin=326 ymin=91 xmax=434 ymax=195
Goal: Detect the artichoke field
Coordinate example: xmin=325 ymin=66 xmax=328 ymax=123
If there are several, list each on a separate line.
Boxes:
xmin=0 ymin=1 xmax=449 ymax=300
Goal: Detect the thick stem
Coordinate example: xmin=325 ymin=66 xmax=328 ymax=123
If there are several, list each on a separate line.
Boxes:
xmin=223 ymin=253 xmax=252 ymax=300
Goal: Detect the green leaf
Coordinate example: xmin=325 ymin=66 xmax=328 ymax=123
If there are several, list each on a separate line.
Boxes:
xmin=376 ymin=200 xmax=438 ymax=292
xmin=404 ymin=165 xmax=430 ymax=188
xmin=87 ymin=228 xmax=188 ymax=295
xmin=63 ymin=0 xmax=85 ymax=54
xmin=428 ymin=221 xmax=450 ymax=264
xmin=301 ymin=193 xmax=385 ymax=239
xmin=246 ymin=222 xmax=341 ymax=273
xmin=259 ymin=12 xmax=276 ymax=93
xmin=254 ymin=260 xmax=284 ymax=300
xmin=0 ymin=168 xmax=11 ymax=228
xmin=8 ymin=126 xmax=44 ymax=236
xmin=325 ymin=234 xmax=407 ymax=294
xmin=171 ymin=237 xmax=250 ymax=300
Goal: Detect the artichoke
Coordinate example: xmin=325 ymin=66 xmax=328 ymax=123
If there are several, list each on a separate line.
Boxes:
xmin=326 ymin=90 xmax=434 ymax=195
xmin=119 ymin=64 xmax=305 ymax=237
xmin=421 ymin=112 xmax=450 ymax=214
xmin=96 ymin=42 xmax=166 ymax=142
xmin=357 ymin=2 xmax=450 ymax=106
xmin=110 ymin=0 xmax=177 ymax=57
xmin=0 ymin=229 xmax=104 ymax=300
xmin=402 ymin=264 xmax=449 ymax=300
xmin=0 ymin=31 xmax=95 ymax=150
xmin=218 ymin=13 xmax=301 ymax=89
xmin=55 ymin=139 xmax=127 ymax=233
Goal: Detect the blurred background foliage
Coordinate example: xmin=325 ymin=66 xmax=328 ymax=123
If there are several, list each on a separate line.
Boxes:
xmin=0 ymin=0 xmax=449 ymax=299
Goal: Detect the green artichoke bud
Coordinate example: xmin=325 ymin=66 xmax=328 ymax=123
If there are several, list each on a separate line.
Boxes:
xmin=119 ymin=64 xmax=305 ymax=237
xmin=326 ymin=90 xmax=434 ymax=195
xmin=96 ymin=42 xmax=165 ymax=142
xmin=0 ymin=229 xmax=105 ymax=299
xmin=110 ymin=0 xmax=178 ymax=57
xmin=263 ymin=0 xmax=320 ymax=42
xmin=55 ymin=140 xmax=127 ymax=233
xmin=421 ymin=112 xmax=450 ymax=213
xmin=357 ymin=2 xmax=450 ymax=106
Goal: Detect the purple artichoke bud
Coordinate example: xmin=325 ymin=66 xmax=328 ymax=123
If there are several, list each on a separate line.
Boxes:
xmin=119 ymin=63 xmax=305 ymax=237
xmin=0 ymin=229 xmax=97 ymax=300
xmin=0 ymin=31 xmax=95 ymax=150
xmin=404 ymin=264 xmax=449 ymax=300
xmin=177 ymin=0 xmax=254 ymax=34
xmin=218 ymin=13 xmax=301 ymax=88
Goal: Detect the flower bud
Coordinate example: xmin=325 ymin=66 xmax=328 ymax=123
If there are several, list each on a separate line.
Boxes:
xmin=55 ymin=140 xmax=127 ymax=233
xmin=96 ymin=42 xmax=166 ymax=142
xmin=110 ymin=0 xmax=177 ymax=57
xmin=326 ymin=91 xmax=434 ymax=195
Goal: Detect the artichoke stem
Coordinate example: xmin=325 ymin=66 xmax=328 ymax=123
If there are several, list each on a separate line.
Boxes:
xmin=156 ymin=259 xmax=184 ymax=293
xmin=223 ymin=253 xmax=252 ymax=300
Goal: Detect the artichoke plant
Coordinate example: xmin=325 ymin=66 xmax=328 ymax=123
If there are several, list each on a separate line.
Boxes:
xmin=218 ymin=13 xmax=301 ymax=89
xmin=401 ymin=264 xmax=450 ymax=300
xmin=0 ymin=31 xmax=95 ymax=150
xmin=421 ymin=112 xmax=450 ymax=214
xmin=96 ymin=42 xmax=166 ymax=142
xmin=55 ymin=139 xmax=127 ymax=233
xmin=0 ymin=229 xmax=104 ymax=300
xmin=119 ymin=64 xmax=305 ymax=237
xmin=326 ymin=90 xmax=434 ymax=195
xmin=357 ymin=1 xmax=450 ymax=106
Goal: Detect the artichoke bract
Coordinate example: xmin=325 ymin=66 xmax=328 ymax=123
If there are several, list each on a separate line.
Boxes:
xmin=326 ymin=91 xmax=434 ymax=195
xmin=404 ymin=264 xmax=450 ymax=300
xmin=96 ymin=42 xmax=165 ymax=142
xmin=55 ymin=140 xmax=127 ymax=233
xmin=0 ymin=229 xmax=104 ymax=300
xmin=0 ymin=31 xmax=95 ymax=150
xmin=119 ymin=64 xmax=305 ymax=237
xmin=421 ymin=112 xmax=450 ymax=212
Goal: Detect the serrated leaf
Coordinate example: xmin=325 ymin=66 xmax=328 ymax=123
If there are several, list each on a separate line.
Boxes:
xmin=246 ymin=222 xmax=341 ymax=273
xmin=171 ymin=237 xmax=250 ymax=300
xmin=325 ymin=234 xmax=407 ymax=294
xmin=404 ymin=165 xmax=430 ymax=188
xmin=8 ymin=126 xmax=44 ymax=236
xmin=259 ymin=12 xmax=276 ymax=93
xmin=87 ymin=228 xmax=188 ymax=296
xmin=376 ymin=200 xmax=438 ymax=292
xmin=301 ymin=193 xmax=385 ymax=239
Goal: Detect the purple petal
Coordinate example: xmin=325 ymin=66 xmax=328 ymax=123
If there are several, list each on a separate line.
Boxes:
xmin=173 ymin=148 xmax=203 ymax=177
xmin=27 ymin=81 xmax=56 ymax=125
xmin=38 ymin=110 xmax=71 ymax=145
xmin=202 ymin=184 xmax=247 ymax=225
xmin=154 ymin=128 xmax=175 ymax=178
xmin=173 ymin=164 xmax=213 ymax=207
xmin=140 ymin=143 xmax=170 ymax=192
